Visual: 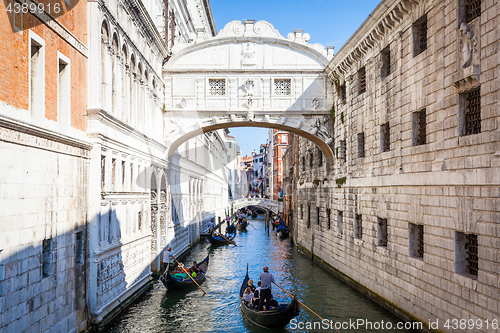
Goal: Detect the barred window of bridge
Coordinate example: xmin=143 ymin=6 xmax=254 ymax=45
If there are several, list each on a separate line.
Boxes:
xmin=464 ymin=89 xmax=481 ymax=136
xmin=358 ymin=67 xmax=366 ymax=95
xmin=466 ymin=234 xmax=478 ymax=276
xmin=209 ymin=79 xmax=226 ymax=95
xmin=275 ymin=79 xmax=291 ymax=95
xmin=466 ymin=0 xmax=481 ymax=23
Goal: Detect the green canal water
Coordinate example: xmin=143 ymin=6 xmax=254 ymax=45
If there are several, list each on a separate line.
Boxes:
xmin=106 ymin=216 xmax=414 ymax=332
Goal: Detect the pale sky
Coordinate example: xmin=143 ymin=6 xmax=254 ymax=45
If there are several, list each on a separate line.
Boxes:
xmin=210 ymin=0 xmax=380 ymax=156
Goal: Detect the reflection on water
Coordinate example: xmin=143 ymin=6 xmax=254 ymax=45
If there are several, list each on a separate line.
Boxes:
xmin=107 ymin=216 xmax=413 ymax=333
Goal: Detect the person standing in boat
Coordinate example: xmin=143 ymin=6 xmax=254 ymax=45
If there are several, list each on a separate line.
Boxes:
xmin=259 ymin=266 xmax=275 ymax=311
xmin=162 ymin=247 xmax=174 ymax=273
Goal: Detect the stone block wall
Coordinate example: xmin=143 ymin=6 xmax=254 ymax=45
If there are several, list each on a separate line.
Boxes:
xmin=293 ymin=0 xmax=500 ymax=332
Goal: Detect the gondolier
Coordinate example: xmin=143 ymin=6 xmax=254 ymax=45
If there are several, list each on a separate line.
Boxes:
xmin=259 ymin=266 xmax=275 ymax=311
xmin=162 ymin=247 xmax=174 ymax=273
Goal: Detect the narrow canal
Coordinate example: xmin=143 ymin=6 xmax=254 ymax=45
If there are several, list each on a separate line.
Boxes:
xmin=107 ymin=215 xmax=413 ymax=333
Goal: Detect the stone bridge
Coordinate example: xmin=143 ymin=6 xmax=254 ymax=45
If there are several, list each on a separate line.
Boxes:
xmin=163 ymin=19 xmax=336 ymax=166
xmin=230 ymin=197 xmax=283 ymax=214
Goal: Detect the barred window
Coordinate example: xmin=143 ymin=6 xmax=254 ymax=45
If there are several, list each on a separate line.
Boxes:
xmin=409 ymin=223 xmax=424 ymax=258
xmin=413 ymin=109 xmax=426 ymax=146
xmin=307 ymin=205 xmax=311 ymax=228
xmin=302 ymin=156 xmax=305 ymax=171
xmin=209 ymin=79 xmax=226 ymax=95
xmin=316 ymin=207 xmax=320 ymax=225
xmin=355 ymin=214 xmax=362 ymax=239
xmin=340 ymin=84 xmax=346 ymax=104
xmin=381 ymin=123 xmax=390 ymax=152
xmin=413 ymin=15 xmax=427 ymax=57
xmin=377 ymin=218 xmax=388 ymax=247
xmin=358 ymin=67 xmax=366 ymax=95
xmin=357 ymin=133 xmax=365 ymax=158
xmin=326 ymin=208 xmax=331 ymax=229
xmin=275 ymin=79 xmax=291 ymax=95
xmin=466 ymin=0 xmax=481 ymax=23
xmin=42 ymin=238 xmax=53 ymax=278
xmin=337 ymin=211 xmax=343 ymax=234
xmin=317 ymin=148 xmax=323 ymax=167
xmin=339 ymin=140 xmax=346 ymax=159
xmin=466 ymin=234 xmax=478 ymax=276
xmin=381 ymin=46 xmax=391 ymax=78
xmin=464 ymin=89 xmax=481 ymax=136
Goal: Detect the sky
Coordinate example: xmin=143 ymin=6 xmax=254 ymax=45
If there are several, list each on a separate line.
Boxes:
xmin=209 ymin=0 xmax=381 ymax=156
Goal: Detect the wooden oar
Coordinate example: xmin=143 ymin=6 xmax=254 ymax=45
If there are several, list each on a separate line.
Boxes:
xmin=272 ymin=282 xmax=340 ymax=333
xmin=173 ymin=258 xmax=207 ymax=294
xmin=247 ymin=222 xmax=257 ymax=230
xmin=218 ymin=233 xmax=237 ymax=246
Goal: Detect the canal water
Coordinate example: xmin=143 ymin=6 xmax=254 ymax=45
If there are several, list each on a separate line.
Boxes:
xmin=107 ymin=216 xmax=413 ymax=333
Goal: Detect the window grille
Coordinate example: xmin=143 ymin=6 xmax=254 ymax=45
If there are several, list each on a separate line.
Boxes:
xmin=316 ymin=207 xmax=320 ymax=225
xmin=327 ymin=209 xmax=331 ymax=229
xmin=381 ymin=46 xmax=391 ymax=78
xmin=275 ymin=79 xmax=291 ymax=95
xmin=355 ymin=214 xmax=362 ymax=239
xmin=381 ymin=123 xmax=390 ymax=152
xmin=358 ymin=67 xmax=366 ymax=95
xmin=337 ymin=211 xmax=343 ymax=234
xmin=209 ymin=79 xmax=226 ymax=95
xmin=378 ymin=218 xmax=388 ymax=247
xmin=357 ymin=133 xmax=365 ymax=158
xmin=416 ymin=109 xmax=426 ymax=145
xmin=417 ymin=18 xmax=428 ymax=55
xmin=466 ymin=0 xmax=481 ymax=23
xmin=417 ymin=224 xmax=424 ymax=258
xmin=307 ymin=205 xmax=311 ymax=228
xmin=465 ymin=89 xmax=481 ymax=135
xmin=466 ymin=234 xmax=478 ymax=276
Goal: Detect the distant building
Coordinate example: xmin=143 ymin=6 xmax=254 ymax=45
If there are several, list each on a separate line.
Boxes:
xmin=270 ymin=129 xmax=289 ymax=201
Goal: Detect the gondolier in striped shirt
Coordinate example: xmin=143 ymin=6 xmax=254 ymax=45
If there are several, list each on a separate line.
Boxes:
xmin=259 ymin=266 xmax=275 ymax=311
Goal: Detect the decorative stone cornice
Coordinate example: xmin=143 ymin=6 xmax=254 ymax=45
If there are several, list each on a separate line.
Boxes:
xmin=326 ymin=0 xmax=421 ymax=80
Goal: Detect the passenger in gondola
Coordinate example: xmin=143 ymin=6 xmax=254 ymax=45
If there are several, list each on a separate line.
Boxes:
xmin=243 ymin=287 xmax=254 ymax=303
xmin=245 ymin=279 xmax=256 ymax=292
xmin=189 ymin=261 xmax=201 ymax=275
xmin=255 ymin=281 xmax=262 ymax=294
xmin=251 ymin=289 xmax=260 ymax=308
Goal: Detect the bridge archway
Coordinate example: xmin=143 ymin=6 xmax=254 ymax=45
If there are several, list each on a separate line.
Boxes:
xmin=162 ymin=20 xmax=335 ymax=165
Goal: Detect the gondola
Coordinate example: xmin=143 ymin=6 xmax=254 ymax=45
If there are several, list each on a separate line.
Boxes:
xmin=239 ymin=268 xmax=300 ymax=329
xmin=208 ymin=232 xmax=235 ymax=246
xmin=276 ymin=225 xmax=289 ymax=238
xmin=161 ymin=255 xmax=209 ymax=291
xmin=251 ymin=211 xmax=258 ymax=219
xmin=225 ymin=224 xmax=236 ymax=234
xmin=237 ymin=220 xmax=248 ymax=231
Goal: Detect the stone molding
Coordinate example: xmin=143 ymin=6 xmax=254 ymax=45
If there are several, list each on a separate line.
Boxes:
xmin=327 ymin=0 xmax=420 ymax=80
xmin=0 ymin=114 xmax=92 ymax=157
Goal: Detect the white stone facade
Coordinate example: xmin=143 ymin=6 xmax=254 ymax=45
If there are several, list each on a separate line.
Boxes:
xmin=291 ymin=0 xmax=500 ymax=332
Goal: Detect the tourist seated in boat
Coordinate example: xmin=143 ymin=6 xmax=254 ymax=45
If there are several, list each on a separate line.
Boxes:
xmin=189 ymin=261 xmax=201 ymax=275
xmin=255 ymin=281 xmax=261 ymax=293
xmin=250 ymin=289 xmax=260 ymax=308
xmin=245 ymin=279 xmax=256 ymax=292
xmin=243 ymin=287 xmax=254 ymax=303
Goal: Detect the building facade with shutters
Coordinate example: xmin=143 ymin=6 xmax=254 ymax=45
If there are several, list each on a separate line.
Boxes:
xmin=290 ymin=0 xmax=500 ymax=331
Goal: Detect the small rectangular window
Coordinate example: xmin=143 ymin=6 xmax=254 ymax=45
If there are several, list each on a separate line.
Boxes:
xmin=317 ymin=148 xmax=323 ymax=167
xmin=316 ymin=207 xmax=320 ymax=225
xmin=121 ymin=161 xmax=126 ymax=187
xmin=377 ymin=218 xmax=388 ymax=247
xmin=355 ymin=214 xmax=362 ymax=239
xmin=75 ymin=232 xmax=84 ymax=265
xmin=381 ymin=46 xmax=391 ymax=79
xmin=30 ymin=37 xmax=45 ymax=121
xmin=275 ymin=79 xmax=291 ymax=95
xmin=358 ymin=67 xmax=366 ymax=95
xmin=357 ymin=133 xmax=365 ymax=158
xmin=227 ymin=155 xmax=231 ymax=162
xmin=465 ymin=0 xmax=481 ymax=23
xmin=58 ymin=57 xmax=70 ymax=132
xmin=413 ymin=15 xmax=428 ymax=57
xmin=42 ymin=239 xmax=53 ymax=278
xmin=111 ymin=158 xmax=116 ymax=190
xmin=209 ymin=79 xmax=226 ymax=95
xmin=413 ymin=109 xmax=427 ymax=146
xmin=463 ymin=89 xmax=481 ymax=136
xmin=326 ymin=208 xmax=331 ymax=229
xmin=309 ymin=152 xmax=314 ymax=167
xmin=300 ymin=204 xmax=304 ymax=219
xmin=339 ymin=140 xmax=346 ymax=159
xmin=337 ymin=211 xmax=343 ymax=234
xmin=307 ymin=205 xmax=311 ymax=229
xmin=340 ymin=84 xmax=347 ymax=104
xmin=409 ymin=223 xmax=424 ymax=259
xmin=302 ymin=157 xmax=306 ymax=171
xmin=381 ymin=123 xmax=390 ymax=152
xmin=455 ymin=232 xmax=479 ymax=277
xmin=229 ymin=142 xmax=232 ymax=148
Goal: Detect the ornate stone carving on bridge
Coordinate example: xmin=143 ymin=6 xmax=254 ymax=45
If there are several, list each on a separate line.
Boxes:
xmin=310 ymin=117 xmax=333 ymax=144
xmin=242 ymin=42 xmax=256 ymax=66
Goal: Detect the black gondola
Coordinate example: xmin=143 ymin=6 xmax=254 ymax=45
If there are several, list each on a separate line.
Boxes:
xmin=161 ymin=255 xmax=209 ymax=291
xmin=225 ymin=224 xmax=236 ymax=234
xmin=251 ymin=211 xmax=258 ymax=219
xmin=208 ymin=232 xmax=235 ymax=246
xmin=276 ymin=225 xmax=289 ymax=238
xmin=239 ymin=268 xmax=300 ymax=329
xmin=237 ymin=220 xmax=248 ymax=231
